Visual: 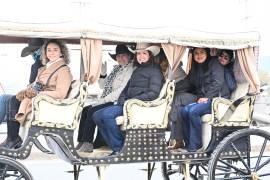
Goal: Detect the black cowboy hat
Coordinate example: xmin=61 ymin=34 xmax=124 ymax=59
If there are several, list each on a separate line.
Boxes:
xmin=109 ymin=44 xmax=133 ymax=60
xmin=21 ymin=38 xmax=44 ymax=57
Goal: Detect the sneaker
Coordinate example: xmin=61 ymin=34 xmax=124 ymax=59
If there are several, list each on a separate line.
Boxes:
xmin=78 ymin=142 xmax=93 ymax=153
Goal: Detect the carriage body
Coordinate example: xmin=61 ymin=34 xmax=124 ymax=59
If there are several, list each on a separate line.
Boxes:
xmin=0 ymin=1 xmax=269 ymax=179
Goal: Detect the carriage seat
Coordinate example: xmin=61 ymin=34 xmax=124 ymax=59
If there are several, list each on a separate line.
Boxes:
xmin=201 ymin=81 xmax=256 ymax=149
xmin=115 ymin=79 xmax=175 ymax=130
xmin=201 ymin=82 xmax=255 ymax=125
xmin=19 ymin=80 xmax=87 ymax=140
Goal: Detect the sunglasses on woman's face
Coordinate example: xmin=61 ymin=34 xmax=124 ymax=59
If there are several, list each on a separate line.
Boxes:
xmin=219 ymin=54 xmax=230 ymax=61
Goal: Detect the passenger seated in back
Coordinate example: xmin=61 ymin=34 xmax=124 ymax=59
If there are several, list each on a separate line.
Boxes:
xmin=179 ymin=47 xmax=230 ymax=152
xmin=217 ymin=49 xmax=237 ymax=93
xmin=156 ymin=48 xmax=186 ymax=82
xmin=156 ymin=49 xmax=196 ymax=150
xmin=92 ymin=43 xmax=164 ymax=156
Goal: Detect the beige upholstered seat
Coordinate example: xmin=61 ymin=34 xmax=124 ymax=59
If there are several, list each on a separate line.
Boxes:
xmin=201 ymin=82 xmax=252 ymax=125
xmin=19 ymin=80 xmax=87 ymax=140
xmin=116 ymin=80 xmax=175 ymax=130
xmin=201 ymin=82 xmax=256 ymax=149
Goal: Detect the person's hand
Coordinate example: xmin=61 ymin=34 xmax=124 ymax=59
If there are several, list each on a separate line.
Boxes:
xmin=101 ymin=61 xmax=107 ymax=76
xmin=16 ymin=90 xmax=26 ymax=101
xmin=197 ymin=97 xmax=208 ymax=103
xmin=25 ymin=87 xmax=37 ymax=98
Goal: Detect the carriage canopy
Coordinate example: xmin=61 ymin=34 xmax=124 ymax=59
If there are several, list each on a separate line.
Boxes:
xmin=0 ymin=0 xmax=260 ymax=92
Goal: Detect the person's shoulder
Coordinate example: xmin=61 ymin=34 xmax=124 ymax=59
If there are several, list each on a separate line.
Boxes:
xmin=60 ymin=65 xmax=71 ymax=72
xmin=209 ymin=56 xmax=222 ymax=67
xmin=56 ymin=62 xmax=71 ymax=74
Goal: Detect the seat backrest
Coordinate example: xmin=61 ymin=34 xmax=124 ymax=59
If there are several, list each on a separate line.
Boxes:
xmin=230 ymin=59 xmax=250 ymax=100
xmin=122 ymin=79 xmax=175 ymax=129
xmin=67 ymin=80 xmax=81 ymax=99
xmin=230 ymin=82 xmax=249 ymax=101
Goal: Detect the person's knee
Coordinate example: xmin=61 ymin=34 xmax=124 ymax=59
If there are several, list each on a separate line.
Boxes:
xmin=92 ymin=111 xmax=103 ymax=124
xmin=180 ymin=106 xmax=189 ymax=117
xmin=188 ymin=106 xmax=200 ymax=119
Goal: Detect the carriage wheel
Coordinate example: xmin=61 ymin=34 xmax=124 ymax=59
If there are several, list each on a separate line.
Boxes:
xmin=0 ymin=155 xmax=33 ymax=180
xmin=161 ymin=162 xmax=203 ymax=180
xmin=208 ymin=128 xmax=270 ymax=180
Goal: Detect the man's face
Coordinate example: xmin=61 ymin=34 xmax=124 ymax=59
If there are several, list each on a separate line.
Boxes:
xmin=116 ymin=53 xmax=129 ymax=65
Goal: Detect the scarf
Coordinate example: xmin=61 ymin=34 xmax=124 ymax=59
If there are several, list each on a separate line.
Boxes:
xmin=100 ymin=63 xmax=130 ymax=98
xmin=31 ymin=48 xmax=41 ymax=61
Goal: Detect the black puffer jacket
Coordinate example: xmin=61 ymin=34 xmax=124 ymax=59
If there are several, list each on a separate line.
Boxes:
xmin=29 ymin=60 xmax=44 ymax=84
xmin=117 ymin=63 xmax=164 ymax=105
xmin=175 ymin=57 xmax=230 ymax=99
xmin=187 ymin=57 xmax=230 ymax=99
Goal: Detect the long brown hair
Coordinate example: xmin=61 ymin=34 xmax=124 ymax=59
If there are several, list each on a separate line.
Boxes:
xmin=41 ymin=39 xmax=70 ymax=65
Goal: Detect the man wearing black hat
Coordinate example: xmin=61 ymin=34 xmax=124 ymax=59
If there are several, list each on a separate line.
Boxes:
xmin=77 ymin=44 xmax=135 ymax=152
xmin=21 ymin=38 xmax=44 ymax=84
xmin=0 ymin=38 xmax=44 ymax=147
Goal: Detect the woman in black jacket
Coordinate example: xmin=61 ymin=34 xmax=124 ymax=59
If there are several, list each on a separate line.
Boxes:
xmin=180 ymin=47 xmax=230 ymax=152
xmin=92 ymin=43 xmax=164 ymax=155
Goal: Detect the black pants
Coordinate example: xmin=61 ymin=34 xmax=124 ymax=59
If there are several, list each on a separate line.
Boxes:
xmin=6 ymin=96 xmax=21 ymax=141
xmin=169 ymin=92 xmax=197 ymax=140
xmin=77 ymin=102 xmax=113 ymax=148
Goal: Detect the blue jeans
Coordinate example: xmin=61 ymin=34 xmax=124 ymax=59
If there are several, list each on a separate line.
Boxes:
xmin=77 ymin=102 xmax=113 ymax=148
xmin=93 ymin=105 xmax=124 ymax=152
xmin=0 ymin=94 xmax=12 ymax=123
xmin=181 ymin=100 xmax=212 ymax=151
xmin=6 ymin=95 xmax=21 ymax=140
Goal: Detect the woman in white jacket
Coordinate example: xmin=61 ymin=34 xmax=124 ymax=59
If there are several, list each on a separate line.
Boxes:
xmin=77 ymin=44 xmax=134 ymax=152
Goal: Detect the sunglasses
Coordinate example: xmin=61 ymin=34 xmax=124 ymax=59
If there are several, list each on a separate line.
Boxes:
xmin=219 ymin=54 xmax=230 ymax=61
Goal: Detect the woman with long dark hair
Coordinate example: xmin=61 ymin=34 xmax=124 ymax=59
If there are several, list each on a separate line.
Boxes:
xmin=180 ymin=47 xmax=230 ymax=152
xmin=92 ymin=43 xmax=164 ymax=155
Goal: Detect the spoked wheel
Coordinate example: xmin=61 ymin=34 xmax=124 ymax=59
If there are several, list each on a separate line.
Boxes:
xmin=208 ymin=128 xmax=270 ymax=180
xmin=161 ymin=162 xmax=204 ymax=180
xmin=162 ymin=162 xmax=182 ymax=180
xmin=0 ymin=155 xmax=33 ymax=180
xmin=189 ymin=163 xmax=208 ymax=179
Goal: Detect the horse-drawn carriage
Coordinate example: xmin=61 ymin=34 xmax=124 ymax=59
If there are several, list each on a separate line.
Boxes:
xmin=0 ymin=1 xmax=270 ymax=179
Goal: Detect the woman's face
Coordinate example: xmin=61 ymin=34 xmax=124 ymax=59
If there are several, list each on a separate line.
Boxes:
xmin=136 ymin=50 xmax=150 ymax=64
xmin=194 ymin=48 xmax=208 ymax=64
xmin=116 ymin=53 xmax=129 ymax=65
xmin=46 ymin=43 xmax=62 ymax=61
xmin=218 ymin=51 xmax=230 ymax=66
